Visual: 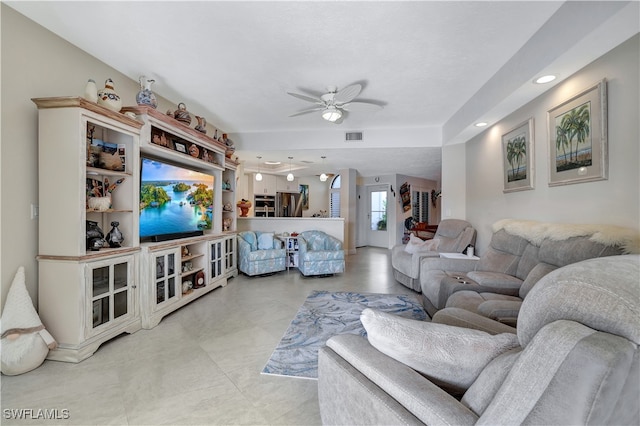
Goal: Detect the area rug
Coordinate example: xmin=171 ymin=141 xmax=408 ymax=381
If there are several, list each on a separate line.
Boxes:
xmin=261 ymin=290 xmax=428 ymax=379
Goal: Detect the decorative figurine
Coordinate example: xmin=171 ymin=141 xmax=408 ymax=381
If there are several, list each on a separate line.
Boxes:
xmin=106 ymin=221 xmax=124 ymax=248
xmin=222 ymin=134 xmax=235 ymax=158
xmin=86 ymin=220 xmax=105 ymax=251
xmin=87 ymin=177 xmax=125 ymax=212
xmin=136 ymin=75 xmax=158 ymax=108
xmin=223 ymin=217 xmax=233 ymax=232
xmin=97 ymin=78 xmax=122 ymax=112
xmin=195 ymin=116 xmax=207 ymax=134
xmin=84 ymin=79 xmax=98 ymax=103
xmin=173 ymin=102 xmax=191 ymax=125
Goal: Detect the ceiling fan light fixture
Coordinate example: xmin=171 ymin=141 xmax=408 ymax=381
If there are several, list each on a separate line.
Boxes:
xmin=322 ymin=107 xmax=342 ymax=122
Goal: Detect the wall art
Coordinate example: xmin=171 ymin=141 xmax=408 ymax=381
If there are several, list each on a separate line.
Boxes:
xmin=502 ymin=118 xmax=534 ymax=192
xmin=548 ymin=79 xmax=607 ymax=186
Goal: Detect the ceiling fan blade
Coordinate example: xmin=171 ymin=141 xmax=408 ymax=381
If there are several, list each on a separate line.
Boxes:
xmin=287 ymin=92 xmax=324 ymax=104
xmin=342 ymin=101 xmax=383 ymax=113
xmin=334 ymin=84 xmax=362 ymax=104
xmin=289 ymin=107 xmax=324 ymax=117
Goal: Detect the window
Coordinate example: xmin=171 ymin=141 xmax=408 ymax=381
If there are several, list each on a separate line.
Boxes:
xmin=330 ymin=175 xmax=341 ymax=218
xmin=370 ymin=190 xmax=387 ymax=231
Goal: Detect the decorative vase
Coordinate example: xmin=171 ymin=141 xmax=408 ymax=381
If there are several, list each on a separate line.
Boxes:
xmin=84 ymin=79 xmax=98 ymax=103
xmin=97 ymin=78 xmax=122 ymax=112
xmin=136 ymin=76 xmax=158 ymax=108
xmin=195 ymin=116 xmax=207 ymax=134
xmin=237 ymin=200 xmax=252 ymax=217
xmin=173 ymin=102 xmax=191 ymax=125
xmin=106 ymin=221 xmax=124 ymax=248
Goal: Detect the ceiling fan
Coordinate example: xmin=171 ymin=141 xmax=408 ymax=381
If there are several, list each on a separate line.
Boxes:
xmin=287 ymin=84 xmax=382 ymax=123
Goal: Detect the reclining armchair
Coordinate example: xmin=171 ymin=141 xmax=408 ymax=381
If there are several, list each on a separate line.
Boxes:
xmin=391 ymin=219 xmax=476 ymax=291
xmin=237 ymin=231 xmax=286 ymax=276
xmin=318 ymin=255 xmax=639 ymax=425
xmin=297 ymin=230 xmax=345 ymax=276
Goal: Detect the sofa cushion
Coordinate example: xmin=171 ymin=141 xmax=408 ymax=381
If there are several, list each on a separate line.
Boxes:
xmin=361 ymin=308 xmax=519 ymax=392
xmin=256 ymin=231 xmax=275 ymax=250
xmin=248 ymin=248 xmax=286 ymax=261
xmin=476 ymin=230 xmax=529 ymax=276
xmin=518 ymin=262 xmax=557 ymax=299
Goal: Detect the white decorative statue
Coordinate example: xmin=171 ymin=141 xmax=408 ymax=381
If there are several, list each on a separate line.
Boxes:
xmin=1 ymin=267 xmax=57 ymax=375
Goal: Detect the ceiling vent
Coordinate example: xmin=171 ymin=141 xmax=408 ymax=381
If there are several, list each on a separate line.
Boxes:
xmin=345 ymin=132 xmax=363 ymax=142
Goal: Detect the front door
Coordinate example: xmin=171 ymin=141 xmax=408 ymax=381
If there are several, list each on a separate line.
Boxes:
xmin=366 ymin=185 xmax=389 ymax=248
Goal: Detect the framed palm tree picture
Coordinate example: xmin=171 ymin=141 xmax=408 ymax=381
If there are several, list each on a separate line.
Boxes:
xmin=502 ymin=118 xmax=534 ymax=193
xmin=548 ymin=79 xmax=607 ymax=186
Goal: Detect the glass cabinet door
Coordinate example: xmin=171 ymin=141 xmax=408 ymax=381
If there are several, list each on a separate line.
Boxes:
xmin=88 ymin=256 xmax=134 ymax=335
xmin=154 ymin=250 xmax=178 ymax=308
xmin=210 ymin=240 xmax=223 ymax=281
xmin=224 ymin=236 xmax=236 ymax=272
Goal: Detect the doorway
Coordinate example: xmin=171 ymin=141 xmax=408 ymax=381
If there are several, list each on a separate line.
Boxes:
xmin=365 ymin=184 xmax=389 ymax=248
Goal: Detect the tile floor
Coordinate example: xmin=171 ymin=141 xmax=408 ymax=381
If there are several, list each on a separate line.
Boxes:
xmin=2 ymin=247 xmax=415 ymax=425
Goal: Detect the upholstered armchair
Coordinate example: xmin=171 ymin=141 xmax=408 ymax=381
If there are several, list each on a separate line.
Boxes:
xmin=391 ymin=219 xmax=477 ymax=292
xmin=237 ymin=231 xmax=286 ymax=276
xmin=297 ymin=230 xmax=345 ymax=276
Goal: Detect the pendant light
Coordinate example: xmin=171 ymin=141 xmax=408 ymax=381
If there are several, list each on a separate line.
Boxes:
xmin=255 ymin=156 xmax=263 ymax=181
xmin=319 ymin=156 xmax=328 ymax=182
xmin=286 ymin=156 xmax=294 ymax=181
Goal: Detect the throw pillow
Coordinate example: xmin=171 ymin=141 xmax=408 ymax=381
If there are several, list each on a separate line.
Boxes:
xmin=240 ymin=231 xmax=258 ymax=251
xmin=361 ymin=308 xmax=519 ymax=392
xmin=404 ymin=234 xmax=440 ymax=254
xmin=257 ymin=232 xmax=275 ymax=250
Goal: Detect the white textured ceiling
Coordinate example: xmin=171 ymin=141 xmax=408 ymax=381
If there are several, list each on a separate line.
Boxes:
xmin=8 ymin=1 xmax=638 ymax=180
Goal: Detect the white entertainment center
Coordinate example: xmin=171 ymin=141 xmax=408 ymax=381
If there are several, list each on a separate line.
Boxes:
xmin=33 ymin=97 xmax=238 ymax=362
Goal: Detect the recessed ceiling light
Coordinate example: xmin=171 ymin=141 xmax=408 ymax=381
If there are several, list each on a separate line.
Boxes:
xmin=475 ymin=122 xmax=488 ymax=127
xmin=534 ymin=75 xmax=556 ymax=84
xmin=264 ymin=161 xmax=281 ymax=165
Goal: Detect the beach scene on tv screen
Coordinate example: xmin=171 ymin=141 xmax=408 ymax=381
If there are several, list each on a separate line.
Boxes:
xmin=140 ymin=158 xmax=214 ymax=238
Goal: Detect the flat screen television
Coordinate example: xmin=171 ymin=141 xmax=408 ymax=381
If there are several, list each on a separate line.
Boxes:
xmin=140 ymin=156 xmax=215 ymax=242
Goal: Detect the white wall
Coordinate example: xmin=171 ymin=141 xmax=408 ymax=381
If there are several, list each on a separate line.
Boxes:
xmin=462 ymin=35 xmax=640 ymax=253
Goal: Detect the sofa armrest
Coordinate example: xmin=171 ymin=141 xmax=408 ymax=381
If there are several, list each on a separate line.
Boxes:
xmin=477 ymin=300 xmax=523 ymax=326
xmin=237 ymin=237 xmax=251 ymax=257
xmin=322 ymin=334 xmax=479 ymax=425
xmin=432 ymin=307 xmax=517 ymax=335
xmin=420 ymin=257 xmax=479 ymax=274
xmin=324 ymin=234 xmax=343 ymax=250
xmin=297 ymin=236 xmax=309 ymax=257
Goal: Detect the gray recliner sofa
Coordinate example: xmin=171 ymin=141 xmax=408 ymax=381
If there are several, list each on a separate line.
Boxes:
xmin=318 ymin=254 xmax=640 ymax=425
xmin=419 ymin=219 xmax=636 ymax=317
xmin=391 ymin=219 xmax=476 ymax=292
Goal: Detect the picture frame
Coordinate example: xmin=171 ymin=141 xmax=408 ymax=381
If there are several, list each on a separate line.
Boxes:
xmin=299 ymin=184 xmax=309 ymax=210
xmin=548 ymin=79 xmax=607 ymax=186
xmin=502 ymin=118 xmax=534 ymax=193
xmin=173 ymin=141 xmax=187 ymax=154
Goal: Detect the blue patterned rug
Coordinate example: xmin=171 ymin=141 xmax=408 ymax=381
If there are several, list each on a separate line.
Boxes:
xmin=261 ymin=290 xmax=428 ymax=379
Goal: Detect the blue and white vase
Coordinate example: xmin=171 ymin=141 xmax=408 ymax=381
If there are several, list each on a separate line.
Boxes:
xmin=97 ymin=78 xmax=122 ymax=112
xmin=136 ymin=76 xmax=157 ymax=109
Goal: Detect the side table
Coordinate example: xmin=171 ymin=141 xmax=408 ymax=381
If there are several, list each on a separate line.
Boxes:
xmin=276 ymin=235 xmax=299 ymax=269
xmin=439 ymin=252 xmax=479 ymax=260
